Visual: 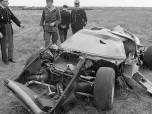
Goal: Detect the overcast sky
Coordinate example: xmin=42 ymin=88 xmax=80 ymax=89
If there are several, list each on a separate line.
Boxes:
xmin=9 ymin=0 xmax=152 ymax=7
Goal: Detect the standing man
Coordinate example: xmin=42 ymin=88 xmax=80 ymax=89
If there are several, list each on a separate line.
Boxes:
xmin=58 ymin=3 xmax=70 ymax=43
xmin=71 ymin=0 xmax=87 ymax=34
xmin=0 ymin=0 xmax=24 ymax=64
xmin=40 ymin=0 xmax=61 ymax=48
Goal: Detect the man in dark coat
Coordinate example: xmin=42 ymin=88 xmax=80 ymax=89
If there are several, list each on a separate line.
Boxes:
xmin=40 ymin=0 xmax=61 ymax=48
xmin=58 ymin=3 xmax=70 ymax=43
xmin=71 ymin=0 xmax=87 ymax=34
xmin=0 ymin=0 xmax=24 ymax=64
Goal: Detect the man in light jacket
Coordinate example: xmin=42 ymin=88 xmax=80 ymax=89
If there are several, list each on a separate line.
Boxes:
xmin=40 ymin=0 xmax=61 ymax=47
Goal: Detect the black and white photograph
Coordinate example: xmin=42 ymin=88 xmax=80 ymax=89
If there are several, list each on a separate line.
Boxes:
xmin=1 ymin=0 xmax=152 ymax=114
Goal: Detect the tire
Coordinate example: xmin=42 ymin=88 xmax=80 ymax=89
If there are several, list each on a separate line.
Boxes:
xmin=25 ymin=53 xmax=41 ymax=74
xmin=25 ymin=49 xmax=45 ymax=67
xmin=143 ymin=45 xmax=152 ymax=70
xmin=93 ymin=67 xmax=115 ymax=111
xmin=25 ymin=53 xmax=38 ymax=67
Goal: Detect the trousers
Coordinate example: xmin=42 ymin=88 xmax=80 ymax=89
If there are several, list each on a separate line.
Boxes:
xmin=5 ymin=24 xmax=13 ymax=60
xmin=43 ymin=32 xmax=58 ymax=48
xmin=59 ymin=29 xmax=68 ymax=43
xmin=0 ymin=36 xmax=8 ymax=62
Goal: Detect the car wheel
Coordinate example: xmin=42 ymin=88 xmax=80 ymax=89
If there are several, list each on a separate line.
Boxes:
xmin=93 ymin=67 xmax=115 ymax=111
xmin=25 ymin=53 xmax=38 ymax=67
xmin=25 ymin=53 xmax=41 ymax=74
xmin=25 ymin=48 xmax=45 ymax=67
xmin=143 ymin=45 xmax=152 ymax=70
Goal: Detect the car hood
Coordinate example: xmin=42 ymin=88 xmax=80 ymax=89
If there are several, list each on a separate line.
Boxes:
xmin=61 ymin=29 xmax=126 ymax=63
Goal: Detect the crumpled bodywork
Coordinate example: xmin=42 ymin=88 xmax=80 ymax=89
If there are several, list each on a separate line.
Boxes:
xmin=61 ymin=29 xmax=126 ymax=64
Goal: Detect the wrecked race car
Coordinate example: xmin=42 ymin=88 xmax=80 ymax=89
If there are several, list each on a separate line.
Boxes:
xmin=3 ymin=25 xmax=152 ymax=114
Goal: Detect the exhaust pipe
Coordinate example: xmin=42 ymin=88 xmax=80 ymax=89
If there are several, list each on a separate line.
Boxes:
xmin=4 ymin=79 xmax=46 ymax=114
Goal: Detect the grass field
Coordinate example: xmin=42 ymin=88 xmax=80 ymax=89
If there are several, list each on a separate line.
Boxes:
xmin=0 ymin=8 xmax=152 ymax=114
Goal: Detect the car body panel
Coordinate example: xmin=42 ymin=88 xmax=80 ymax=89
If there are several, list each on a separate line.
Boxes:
xmin=61 ymin=29 xmax=126 ymax=63
xmin=4 ymin=79 xmax=45 ymax=114
xmin=112 ymin=25 xmax=141 ymax=45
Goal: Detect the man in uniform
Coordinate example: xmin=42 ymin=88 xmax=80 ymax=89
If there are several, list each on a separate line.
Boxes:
xmin=0 ymin=0 xmax=24 ymax=64
xmin=40 ymin=0 xmax=61 ymax=48
xmin=71 ymin=0 xmax=87 ymax=34
xmin=58 ymin=3 xmax=70 ymax=43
